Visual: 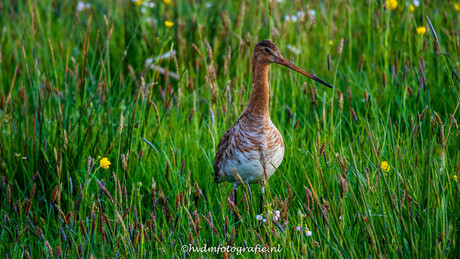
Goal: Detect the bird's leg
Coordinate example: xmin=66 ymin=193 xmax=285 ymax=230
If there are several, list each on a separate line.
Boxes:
xmin=259 ymin=152 xmax=267 ymax=215
xmin=245 ymin=182 xmax=253 ymax=201
xmin=232 ymin=183 xmax=239 ymax=223
xmin=259 ymin=184 xmax=265 ymax=215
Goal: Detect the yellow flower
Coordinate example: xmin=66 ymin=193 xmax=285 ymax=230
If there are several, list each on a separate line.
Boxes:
xmin=416 ymin=26 xmax=426 ymax=35
xmin=380 ymin=161 xmax=390 ymax=172
xmin=386 ymin=0 xmax=398 ymax=10
xmin=133 ymin=0 xmax=143 ymax=6
xmin=163 ymin=0 xmax=172 ymax=5
xmin=165 ymin=21 xmax=174 ymax=27
xmin=100 ymin=157 xmax=111 ymax=170
xmin=454 ymin=3 xmax=460 ymax=11
xmin=453 ymin=175 xmax=458 ymax=182
xmin=409 ymin=5 xmax=415 ymax=12
xmin=329 ymin=40 xmax=333 ymax=46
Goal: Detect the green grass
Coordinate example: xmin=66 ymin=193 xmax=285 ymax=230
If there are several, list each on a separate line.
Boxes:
xmin=1 ymin=0 xmax=460 ymax=258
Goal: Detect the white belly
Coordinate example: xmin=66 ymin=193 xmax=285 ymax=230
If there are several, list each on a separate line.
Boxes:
xmin=221 ymin=144 xmax=284 ymax=184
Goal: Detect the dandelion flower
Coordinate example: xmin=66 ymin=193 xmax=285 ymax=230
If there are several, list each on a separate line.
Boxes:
xmin=454 ymin=3 xmax=460 ymax=11
xmin=409 ymin=5 xmax=415 ymax=12
xmin=385 ymin=0 xmax=398 ymax=10
xmin=380 ymin=161 xmax=390 ymax=172
xmin=100 ymin=157 xmax=111 ymax=170
xmin=453 ymin=175 xmax=458 ymax=182
xmin=162 ymin=0 xmax=171 ymax=5
xmin=416 ymin=26 xmax=426 ymax=35
xmin=329 ymin=40 xmax=333 ymax=46
xmin=165 ymin=21 xmax=174 ymax=27
xmin=133 ymin=0 xmax=143 ymax=6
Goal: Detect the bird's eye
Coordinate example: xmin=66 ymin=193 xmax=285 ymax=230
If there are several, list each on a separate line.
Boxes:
xmin=263 ymin=48 xmax=270 ymax=53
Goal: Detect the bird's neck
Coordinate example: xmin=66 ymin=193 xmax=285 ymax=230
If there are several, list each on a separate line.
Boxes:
xmin=245 ymin=61 xmax=270 ymax=117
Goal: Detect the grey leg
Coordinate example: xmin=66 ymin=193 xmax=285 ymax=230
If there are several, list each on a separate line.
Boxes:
xmin=233 ymin=183 xmax=239 ymax=222
xmin=259 ymin=185 xmax=265 ymax=215
xmin=245 ymin=182 xmax=253 ymax=201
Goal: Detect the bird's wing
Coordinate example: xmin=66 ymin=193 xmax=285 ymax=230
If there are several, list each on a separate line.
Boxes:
xmin=213 ymin=120 xmax=239 ymax=181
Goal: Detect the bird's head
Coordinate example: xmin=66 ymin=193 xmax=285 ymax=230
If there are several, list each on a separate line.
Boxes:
xmin=253 ymin=40 xmax=332 ymax=88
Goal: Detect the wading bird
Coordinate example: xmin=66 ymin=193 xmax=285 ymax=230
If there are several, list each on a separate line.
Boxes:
xmin=214 ymin=40 xmax=332 ymax=218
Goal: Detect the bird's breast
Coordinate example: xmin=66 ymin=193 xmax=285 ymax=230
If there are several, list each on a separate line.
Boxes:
xmin=215 ymin=116 xmax=284 ymax=184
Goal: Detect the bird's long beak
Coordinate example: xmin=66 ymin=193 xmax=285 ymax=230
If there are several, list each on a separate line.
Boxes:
xmin=276 ymin=56 xmax=332 ymax=88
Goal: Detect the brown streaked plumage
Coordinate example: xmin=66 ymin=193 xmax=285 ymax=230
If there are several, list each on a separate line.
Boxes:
xmin=214 ymin=40 xmax=332 ymax=216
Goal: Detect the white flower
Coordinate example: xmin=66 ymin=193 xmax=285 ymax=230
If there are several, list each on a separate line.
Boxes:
xmin=256 ymin=215 xmax=264 ymax=221
xmin=413 ymin=0 xmax=420 ymax=7
xmin=77 ymin=2 xmax=91 ymax=12
xmin=296 ymin=225 xmax=312 ymax=236
xmin=287 ymin=44 xmax=301 ymax=55
xmin=272 ymin=210 xmax=280 ymax=221
xmin=143 ymin=2 xmax=155 ymax=8
xmin=308 ymin=9 xmax=316 ymax=21
xmin=205 ymin=2 xmax=212 ymax=8
xmin=297 ymin=11 xmax=305 ymax=20
xmin=284 ymin=14 xmax=298 ymax=22
xmin=144 ymin=17 xmax=156 ymax=23
xmin=276 ymin=0 xmax=283 ymax=2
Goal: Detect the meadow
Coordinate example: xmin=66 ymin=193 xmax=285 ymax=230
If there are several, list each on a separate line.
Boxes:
xmin=1 ymin=0 xmax=460 ymax=258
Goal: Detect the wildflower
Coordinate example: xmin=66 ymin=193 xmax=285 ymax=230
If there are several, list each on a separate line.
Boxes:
xmin=100 ymin=157 xmax=111 ymax=170
xmin=256 ymin=214 xmax=266 ymax=222
xmin=287 ymin=44 xmax=301 ymax=55
xmin=143 ymin=2 xmax=155 ymax=8
xmin=416 ymin=26 xmax=426 ymax=35
xmin=165 ymin=21 xmax=174 ymax=27
xmin=133 ymin=0 xmax=143 ymax=6
xmin=385 ymin=0 xmax=398 ymax=10
xmin=308 ymin=9 xmax=316 ymax=21
xmin=380 ymin=161 xmax=390 ymax=172
xmin=329 ymin=40 xmax=333 ymax=46
xmin=162 ymin=0 xmax=171 ymax=5
xmin=409 ymin=5 xmax=415 ymax=12
xmin=205 ymin=2 xmax=211 ymax=8
xmin=413 ymin=0 xmax=420 ymax=7
xmin=297 ymin=11 xmax=305 ymax=20
xmin=296 ymin=226 xmax=312 ymax=236
xmin=454 ymin=3 xmax=460 ymax=11
xmin=77 ymin=2 xmax=91 ymax=12
xmin=271 ymin=210 xmax=281 ymax=221
xmin=453 ymin=175 xmax=458 ymax=182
